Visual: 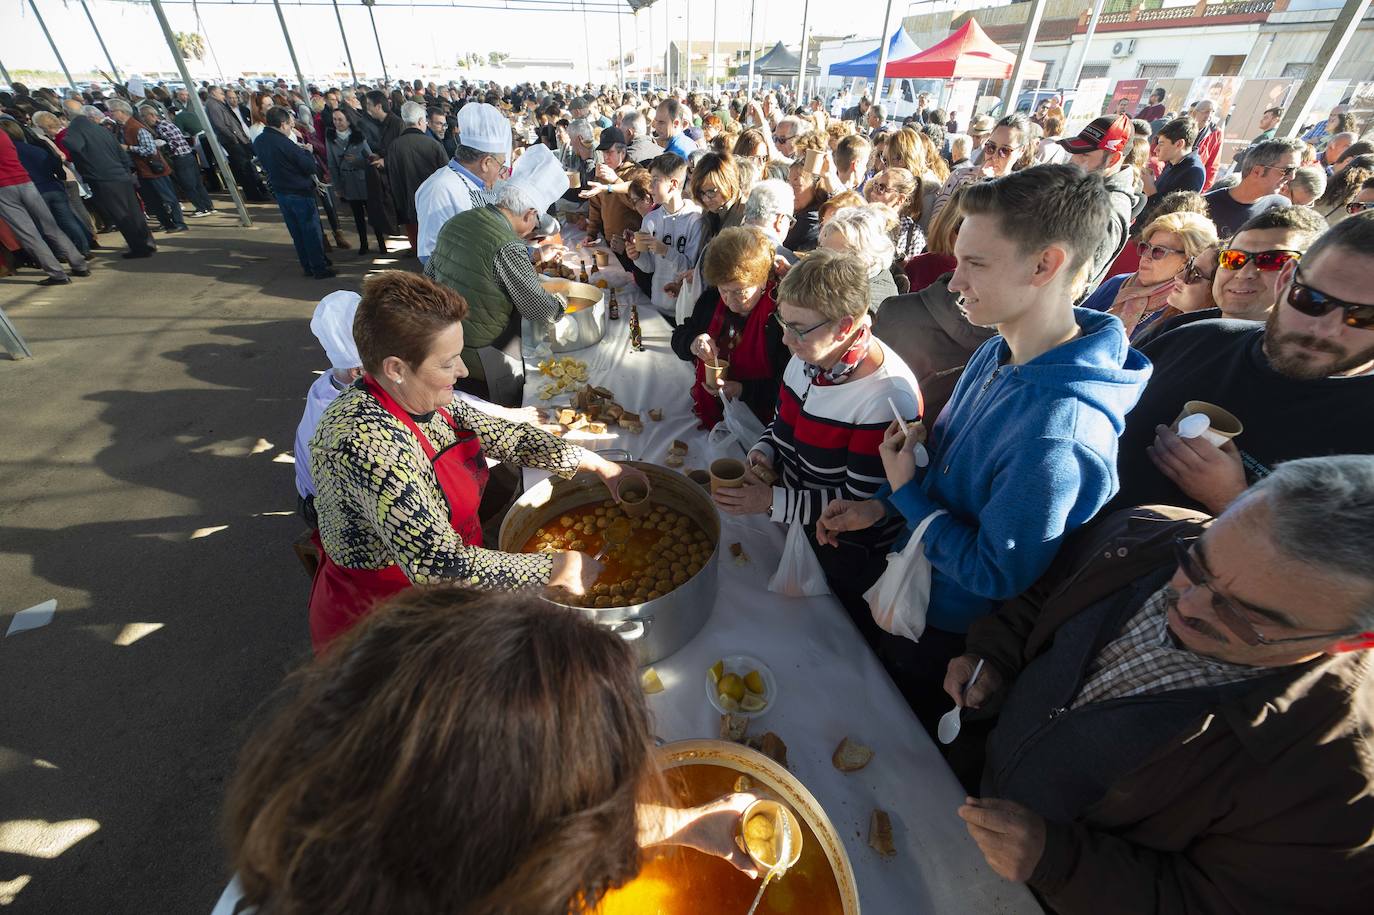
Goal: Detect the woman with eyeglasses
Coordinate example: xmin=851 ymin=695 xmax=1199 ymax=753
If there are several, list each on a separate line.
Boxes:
xmin=672 ymin=227 xmax=787 ymax=430
xmin=784 ymin=142 xmax=830 ymax=253
xmin=864 ymin=166 xmax=927 ymax=264
xmin=1082 ymin=211 xmax=1218 ymax=338
xmin=712 ymin=249 xmax=922 ymax=634
xmin=1130 ymin=243 xmax=1221 ymax=348
xmin=1317 ymin=160 xmax=1374 ymax=226
xmin=930 ymin=113 xmax=1034 ymax=222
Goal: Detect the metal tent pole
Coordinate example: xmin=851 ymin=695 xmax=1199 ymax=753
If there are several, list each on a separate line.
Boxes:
xmin=148 ymin=0 xmax=251 ymax=226
xmin=797 ymin=0 xmax=810 ymax=102
xmin=365 ymin=0 xmax=389 ymax=84
xmin=710 ymin=0 xmax=718 ymax=93
xmin=1002 ymin=0 xmax=1048 ymax=111
xmin=272 ymin=0 xmax=308 ymax=93
xmin=617 ymin=10 xmax=625 ymax=96
xmin=873 ymin=0 xmax=895 ymax=104
xmin=28 ymin=0 xmax=79 ymax=93
xmin=666 ymin=0 xmax=673 ymax=91
xmin=648 ymin=7 xmax=655 ymax=88
xmin=746 ymin=0 xmax=756 ymax=95
xmin=1278 ymin=0 xmax=1371 ymax=138
xmin=581 ymin=0 xmax=593 ymax=87
xmin=1064 ymin=0 xmax=1108 ymax=94
xmin=0 ymin=58 xmax=12 ymax=86
xmin=685 ymin=0 xmax=692 ymax=91
xmin=0 ymin=306 xmax=32 ymax=360
xmin=331 ymin=0 xmax=359 ymax=87
xmin=192 ymin=0 xmax=226 ymax=84
xmin=635 ymin=9 xmax=642 ymax=89
xmin=79 ymin=0 xmax=122 ymax=84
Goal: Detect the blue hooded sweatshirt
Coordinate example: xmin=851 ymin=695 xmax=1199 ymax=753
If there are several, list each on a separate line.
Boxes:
xmin=886 ymin=307 xmax=1152 ymax=633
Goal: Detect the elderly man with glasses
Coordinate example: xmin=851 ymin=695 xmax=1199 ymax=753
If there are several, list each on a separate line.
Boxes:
xmin=1202 ymin=137 xmax=1305 ymax=237
xmin=945 ymin=453 xmax=1374 ymax=915
xmin=771 ymin=115 xmax=809 ymax=163
xmin=1107 ymin=211 xmax=1374 ymax=517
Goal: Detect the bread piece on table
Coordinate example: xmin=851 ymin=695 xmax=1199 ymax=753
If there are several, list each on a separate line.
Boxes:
xmin=605 ymin=403 xmax=625 ymax=421
xmin=567 ymin=416 xmax=589 ymax=431
xmin=664 ymin=453 xmax=684 ymax=467
xmin=832 ymin=737 xmax=874 ymax=772
xmin=620 ymin=420 xmax=643 ymax=434
xmin=617 ymin=410 xmax=640 ymax=425
xmin=869 ymin=809 xmax=895 ymax=856
xmin=586 ymin=422 xmax=607 ymax=435
xmin=754 ymin=732 xmax=788 ymax=768
xmin=586 ymin=403 xmax=603 ymax=421
xmin=592 ymin=385 xmax=615 ymax=400
xmin=669 ymin=439 xmax=689 ymax=455
xmin=649 ymin=408 xmax=664 ymax=421
xmin=556 ymin=407 xmax=578 ymax=425
xmin=720 ymin=713 xmax=750 ymax=742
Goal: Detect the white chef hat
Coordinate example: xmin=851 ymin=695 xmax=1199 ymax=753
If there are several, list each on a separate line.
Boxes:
xmin=456 ymin=102 xmax=512 ymax=157
xmin=310 ymin=290 xmax=362 ymax=371
xmin=505 ymin=143 xmax=569 ymax=215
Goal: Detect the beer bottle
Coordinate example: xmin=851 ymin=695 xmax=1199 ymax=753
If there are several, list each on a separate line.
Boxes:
xmin=608 ymin=288 xmax=620 ymax=320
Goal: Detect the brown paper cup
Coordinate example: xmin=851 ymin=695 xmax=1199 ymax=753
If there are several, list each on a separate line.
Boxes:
xmin=709 ymin=458 xmax=746 ymax=494
xmin=594 ymin=250 xmax=610 ymax=267
xmin=804 ymin=148 xmax=824 ymax=175
xmin=686 ymin=469 xmax=711 ymax=489
xmin=566 ymin=169 xmax=581 ymax=188
xmin=1173 ymin=400 xmax=1243 ymax=446
xmin=618 ymin=480 xmax=652 ymax=517
xmin=704 ymin=360 xmax=730 ymax=387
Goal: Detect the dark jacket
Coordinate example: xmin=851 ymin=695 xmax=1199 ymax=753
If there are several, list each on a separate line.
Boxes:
xmin=206 ymin=97 xmax=249 ymax=146
xmin=783 ymin=200 xmax=821 ymax=252
xmin=968 ymin=506 xmax=1374 ymax=915
xmin=871 ymin=272 xmax=997 ymax=430
xmin=326 ymin=133 xmax=375 ymax=202
xmin=1085 ymin=166 xmax=1143 ymax=295
xmin=370 ymin=112 xmax=404 ymax=158
xmin=61 ymin=114 xmax=135 ymax=183
xmin=252 ymin=127 xmax=318 ymax=197
xmin=385 ymin=127 xmax=448 ymax=223
xmin=13 ymin=139 xmax=65 ymax=194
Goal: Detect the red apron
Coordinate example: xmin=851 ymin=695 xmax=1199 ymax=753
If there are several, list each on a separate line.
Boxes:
xmin=691 ymin=285 xmax=779 ymax=428
xmin=307 ymin=375 xmax=489 ymax=652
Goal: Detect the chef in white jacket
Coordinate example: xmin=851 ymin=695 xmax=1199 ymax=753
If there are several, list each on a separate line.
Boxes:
xmin=295 ymin=291 xmax=364 ymax=518
xmin=414 ymin=102 xmax=512 ymax=265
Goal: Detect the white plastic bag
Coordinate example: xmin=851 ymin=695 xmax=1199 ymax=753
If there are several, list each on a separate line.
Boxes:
xmin=769 ymin=519 xmax=831 ymax=597
xmin=706 ymin=421 xmax=745 ymax=463
xmin=721 ymin=393 xmax=766 ymax=451
xmin=864 ymin=509 xmax=946 ymax=642
xmin=674 ymin=268 xmax=700 ymax=325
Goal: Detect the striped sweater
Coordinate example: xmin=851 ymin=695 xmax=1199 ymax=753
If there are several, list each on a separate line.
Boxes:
xmin=752 ymin=349 xmax=922 ymax=543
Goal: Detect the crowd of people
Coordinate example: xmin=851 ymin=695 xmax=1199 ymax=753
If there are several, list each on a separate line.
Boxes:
xmin=6 ymin=71 xmax=1372 ymax=915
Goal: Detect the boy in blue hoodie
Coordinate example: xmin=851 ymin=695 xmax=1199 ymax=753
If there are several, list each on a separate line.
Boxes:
xmin=818 ymin=164 xmax=1152 ymax=732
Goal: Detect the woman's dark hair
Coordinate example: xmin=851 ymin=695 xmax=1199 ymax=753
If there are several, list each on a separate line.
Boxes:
xmin=1318 ymin=156 xmax=1374 ymax=210
xmin=224 ymin=586 xmax=657 ymax=915
xmin=352 ymin=271 xmax=470 ymax=374
xmin=364 ymin=89 xmax=389 ymax=111
xmin=389 ymin=89 xmax=405 ymax=114
xmin=993 ymin=113 xmax=1036 ymax=171
xmin=733 ymin=127 xmax=769 ymax=160
xmin=328 ymin=104 xmax=366 ymax=145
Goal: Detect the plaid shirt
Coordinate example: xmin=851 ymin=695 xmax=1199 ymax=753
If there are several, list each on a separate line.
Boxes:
xmin=1073 ymin=586 xmax=1269 ymax=709
xmin=150 ymin=117 xmax=192 ymax=158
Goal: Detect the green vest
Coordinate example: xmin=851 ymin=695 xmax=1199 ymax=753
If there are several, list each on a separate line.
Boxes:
xmin=428 ymin=205 xmax=521 ymax=353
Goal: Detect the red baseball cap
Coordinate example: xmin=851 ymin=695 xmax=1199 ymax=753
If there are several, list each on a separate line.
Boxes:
xmin=1059 ymin=114 xmax=1133 ymax=155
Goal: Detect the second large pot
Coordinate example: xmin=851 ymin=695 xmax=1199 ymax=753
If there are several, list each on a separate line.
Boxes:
xmin=498 ymin=461 xmax=718 ymax=665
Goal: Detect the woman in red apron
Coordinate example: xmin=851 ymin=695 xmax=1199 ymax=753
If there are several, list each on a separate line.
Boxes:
xmin=670 ymin=227 xmax=789 ymax=429
xmin=306 ymin=272 xmax=645 ymax=652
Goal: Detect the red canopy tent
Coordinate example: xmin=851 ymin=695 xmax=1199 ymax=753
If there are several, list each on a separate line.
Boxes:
xmin=884 ymin=18 xmax=1045 ymax=81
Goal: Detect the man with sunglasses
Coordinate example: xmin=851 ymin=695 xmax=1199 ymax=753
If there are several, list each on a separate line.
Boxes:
xmin=771 ymin=115 xmax=809 ymax=163
xmin=1202 ymin=137 xmax=1302 ymax=236
xmin=1109 ymin=213 xmax=1374 ymax=516
xmin=1059 ymin=115 xmax=1142 ymax=294
xmin=945 ymin=455 xmax=1374 ymax=913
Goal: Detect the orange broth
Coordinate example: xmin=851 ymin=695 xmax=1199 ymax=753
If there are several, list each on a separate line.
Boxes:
xmin=595 ymin=763 xmax=845 ymax=915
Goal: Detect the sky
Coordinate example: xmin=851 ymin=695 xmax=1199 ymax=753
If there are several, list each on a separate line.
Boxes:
xmin=4 ymin=0 xmax=972 ymax=86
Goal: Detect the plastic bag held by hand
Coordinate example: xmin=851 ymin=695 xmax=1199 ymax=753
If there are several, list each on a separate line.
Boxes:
xmin=864 ymin=510 xmax=946 ymax=642
xmin=706 ymin=422 xmax=745 ymax=463
xmin=674 ymin=269 xmax=700 ymax=325
xmin=769 ymin=519 xmax=832 ymax=597
xmin=722 ymin=394 xmax=766 ymax=451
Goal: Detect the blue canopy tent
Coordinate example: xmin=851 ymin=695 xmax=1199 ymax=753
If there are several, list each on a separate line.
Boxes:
xmin=828 ymin=28 xmax=921 ymax=78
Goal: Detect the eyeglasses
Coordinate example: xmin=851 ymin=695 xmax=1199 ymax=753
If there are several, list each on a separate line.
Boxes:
xmin=773 ymin=312 xmax=832 ymax=339
xmin=1181 ymin=257 xmax=1216 ymax=286
xmin=697 ymin=185 xmax=724 ymax=200
xmin=772 ymin=133 xmax=793 ymax=145
xmin=1172 ymin=538 xmax=1356 ymax=646
xmin=1347 ymin=201 xmax=1372 ymax=215
xmin=1217 ymin=248 xmax=1302 ymax=272
xmin=1260 ymin=164 xmax=1298 ymax=180
xmin=982 ymin=140 xmax=1022 ymax=159
xmin=1136 ymin=240 xmax=1186 ymax=261
xmin=1286 ymin=265 xmax=1374 ymax=329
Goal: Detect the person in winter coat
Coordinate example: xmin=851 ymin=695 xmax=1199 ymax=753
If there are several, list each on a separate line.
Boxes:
xmin=818 ymin=166 xmax=1151 ymax=735
xmin=385 ymin=101 xmax=448 ymax=254
xmin=327 ymin=107 xmax=386 ymax=255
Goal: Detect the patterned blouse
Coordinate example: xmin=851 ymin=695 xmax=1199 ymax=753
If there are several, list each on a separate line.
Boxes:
xmin=310 ymin=384 xmax=585 ymax=588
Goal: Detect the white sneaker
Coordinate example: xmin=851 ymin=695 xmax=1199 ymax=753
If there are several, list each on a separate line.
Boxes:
xmin=188 ymin=209 xmax=214 ymax=218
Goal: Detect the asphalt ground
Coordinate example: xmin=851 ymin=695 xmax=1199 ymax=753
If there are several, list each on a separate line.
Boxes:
xmin=0 ymin=197 xmax=413 ymax=913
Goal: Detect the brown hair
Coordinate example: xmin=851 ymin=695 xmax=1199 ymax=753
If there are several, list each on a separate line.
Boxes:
xmin=689 ymin=152 xmax=742 ymax=207
xmin=625 ymin=167 xmax=652 ymax=204
xmin=224 ymin=586 xmax=657 ymax=915
xmin=777 ymin=247 xmax=869 ymax=320
xmin=883 ymin=129 xmax=924 ymax=174
xmin=867 ymin=166 xmax=921 ymax=221
xmin=703 ymin=226 xmax=775 ymax=288
xmin=0 ymin=120 xmax=23 ymax=143
xmin=353 ymin=271 xmax=469 ymax=374
xmin=250 ymin=91 xmax=275 ymax=126
xmin=818 ymin=189 xmax=864 ymax=223
xmin=834 ymin=134 xmax=871 ymax=174
xmin=733 ymin=127 xmax=769 ymax=160
xmin=924 ymin=184 xmax=967 ymax=256
xmin=916 ymin=131 xmax=949 ymax=182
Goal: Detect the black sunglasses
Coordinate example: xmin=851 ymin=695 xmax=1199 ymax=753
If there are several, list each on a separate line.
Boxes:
xmin=1286 ymin=265 xmax=1374 ymax=329
xmin=1182 ymin=257 xmax=1215 ymax=286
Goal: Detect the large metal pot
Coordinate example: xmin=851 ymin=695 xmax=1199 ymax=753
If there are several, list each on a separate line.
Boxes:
xmin=656 ymin=739 xmax=861 ymax=914
xmin=498 ymin=460 xmax=718 ymax=664
xmin=538 ymin=278 xmax=608 ymax=352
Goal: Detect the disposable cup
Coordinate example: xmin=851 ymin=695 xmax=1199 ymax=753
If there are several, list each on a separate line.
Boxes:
xmin=618 ymin=479 xmax=652 ymax=517
xmin=594 ymin=250 xmax=610 ymax=267
xmin=686 ymin=469 xmax=711 ymax=489
xmin=709 ymin=458 xmax=746 ymax=494
xmin=1173 ymin=400 xmax=1243 ymax=447
xmin=804 ymin=148 xmax=824 ymax=174
xmin=704 ymin=359 xmax=730 ymax=388
xmin=566 ymin=169 xmax=581 ymax=188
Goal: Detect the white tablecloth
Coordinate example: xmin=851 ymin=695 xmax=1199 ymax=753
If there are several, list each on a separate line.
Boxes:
xmin=521 ymin=250 xmax=1040 ymax=915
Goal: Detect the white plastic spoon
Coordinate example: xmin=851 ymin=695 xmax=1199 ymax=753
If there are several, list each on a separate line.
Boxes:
xmin=887 ymin=397 xmax=929 ymax=469
xmin=937 ymin=658 xmax=985 ymax=745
